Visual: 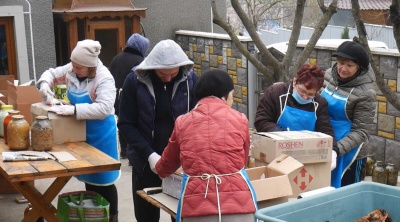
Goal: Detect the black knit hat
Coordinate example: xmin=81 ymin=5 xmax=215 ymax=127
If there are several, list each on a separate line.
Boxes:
xmin=194 ymin=70 xmax=234 ymax=100
xmin=332 ymin=41 xmax=369 ymax=70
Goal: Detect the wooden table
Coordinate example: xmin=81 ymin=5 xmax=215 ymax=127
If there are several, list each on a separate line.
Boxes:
xmin=137 ymin=190 xmax=177 ymax=218
xmin=0 ymin=141 xmax=121 ymax=222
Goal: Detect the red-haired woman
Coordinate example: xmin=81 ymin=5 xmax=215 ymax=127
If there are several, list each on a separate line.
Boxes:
xmin=255 ymin=64 xmax=339 ymax=168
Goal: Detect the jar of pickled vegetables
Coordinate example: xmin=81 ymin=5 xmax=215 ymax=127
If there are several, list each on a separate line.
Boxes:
xmin=31 ymin=116 xmax=53 ymax=151
xmin=7 ymin=115 xmax=30 ymax=150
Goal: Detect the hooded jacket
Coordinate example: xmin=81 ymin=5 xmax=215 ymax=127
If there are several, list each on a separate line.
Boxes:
xmin=156 ymin=97 xmax=256 ymax=218
xmin=117 ymin=39 xmax=199 ymax=175
xmin=322 ymin=64 xmax=376 ymax=158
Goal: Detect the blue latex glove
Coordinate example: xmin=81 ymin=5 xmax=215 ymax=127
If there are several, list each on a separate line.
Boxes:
xmin=49 ymin=105 xmax=75 ymax=116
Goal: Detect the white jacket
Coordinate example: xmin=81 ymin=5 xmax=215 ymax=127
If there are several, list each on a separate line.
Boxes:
xmin=36 ymin=60 xmax=116 ymax=120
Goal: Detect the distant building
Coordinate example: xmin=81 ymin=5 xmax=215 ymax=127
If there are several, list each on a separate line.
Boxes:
xmin=328 ymin=0 xmax=391 ymax=26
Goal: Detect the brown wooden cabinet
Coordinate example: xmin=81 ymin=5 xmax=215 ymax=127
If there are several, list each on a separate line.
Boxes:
xmin=52 ymin=0 xmax=146 ymax=67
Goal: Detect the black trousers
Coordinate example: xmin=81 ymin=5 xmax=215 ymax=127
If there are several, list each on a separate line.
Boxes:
xmin=132 ymin=165 xmax=176 ymax=222
xmin=85 ymin=183 xmax=118 ymax=216
xmin=132 ymin=165 xmax=162 ymax=222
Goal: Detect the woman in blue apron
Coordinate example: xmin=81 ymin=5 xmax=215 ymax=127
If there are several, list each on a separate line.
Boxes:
xmin=154 ymin=70 xmax=258 ymax=222
xmin=254 ymin=64 xmax=338 ymax=168
xmin=37 ymin=39 xmax=121 ymax=221
xmin=321 ymin=41 xmax=376 ymax=188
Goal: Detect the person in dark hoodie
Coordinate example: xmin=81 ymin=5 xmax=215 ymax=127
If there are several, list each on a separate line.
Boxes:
xmin=321 ymin=41 xmax=376 ymax=188
xmin=117 ymin=39 xmax=198 ymax=222
xmin=109 ymin=34 xmax=149 ymax=159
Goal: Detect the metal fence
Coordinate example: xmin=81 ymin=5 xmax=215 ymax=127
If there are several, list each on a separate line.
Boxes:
xmin=258 ymin=24 xmax=397 ymax=49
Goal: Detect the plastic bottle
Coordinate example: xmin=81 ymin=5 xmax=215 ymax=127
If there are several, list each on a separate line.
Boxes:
xmin=0 ymin=105 xmax=14 ymax=137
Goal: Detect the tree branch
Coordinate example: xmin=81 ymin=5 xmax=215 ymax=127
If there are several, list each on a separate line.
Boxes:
xmin=351 ymin=0 xmax=400 ymax=110
xmin=291 ymin=0 xmax=338 ymax=75
xmin=211 ymin=0 xmax=273 ymax=79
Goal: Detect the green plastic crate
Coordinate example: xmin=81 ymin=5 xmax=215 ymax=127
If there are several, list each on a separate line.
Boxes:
xmin=255 ymin=182 xmax=400 ymax=222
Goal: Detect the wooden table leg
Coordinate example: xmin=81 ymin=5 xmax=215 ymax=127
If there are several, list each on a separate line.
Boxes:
xmin=12 ymin=176 xmax=72 ymax=222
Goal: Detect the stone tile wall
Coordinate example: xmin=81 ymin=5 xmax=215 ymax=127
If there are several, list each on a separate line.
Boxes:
xmin=303 ymin=45 xmax=400 ymax=168
xmin=176 ymin=30 xmax=255 ymax=116
xmin=175 ymin=30 xmax=400 ymax=169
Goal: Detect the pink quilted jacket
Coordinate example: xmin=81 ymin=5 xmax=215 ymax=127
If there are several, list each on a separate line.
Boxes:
xmin=156 ymin=97 xmax=256 ymax=218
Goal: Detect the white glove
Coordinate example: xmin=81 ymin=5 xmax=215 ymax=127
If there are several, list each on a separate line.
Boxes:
xmin=49 ymin=105 xmax=75 ymax=116
xmin=45 ymin=96 xmax=61 ymax=106
xmin=148 ymin=152 xmax=161 ymax=174
xmin=331 ymin=151 xmax=337 ymax=171
xmin=39 ymin=82 xmax=54 ymax=98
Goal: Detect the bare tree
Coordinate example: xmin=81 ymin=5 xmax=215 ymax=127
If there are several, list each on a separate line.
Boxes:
xmin=227 ymin=0 xmax=294 ymax=34
xmin=212 ymin=0 xmax=338 ymax=85
xmin=352 ymin=0 xmax=400 ymax=110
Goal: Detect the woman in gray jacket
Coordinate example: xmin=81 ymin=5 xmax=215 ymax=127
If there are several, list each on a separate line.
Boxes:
xmin=321 ymin=41 xmax=376 ymax=188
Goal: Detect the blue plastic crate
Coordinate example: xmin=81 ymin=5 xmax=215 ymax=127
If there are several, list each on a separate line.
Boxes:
xmin=255 ymin=182 xmax=400 ymax=222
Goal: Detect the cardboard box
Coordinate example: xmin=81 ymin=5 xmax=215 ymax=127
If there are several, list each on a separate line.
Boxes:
xmin=30 ymin=102 xmax=86 ymax=144
xmin=255 ymin=158 xmax=331 ymax=197
xmin=7 ymin=80 xmax=42 ymax=124
xmin=161 ymin=154 xmax=304 ymax=208
xmin=252 ymin=131 xmax=333 ymax=164
xmin=0 ymin=75 xmax=14 ymax=90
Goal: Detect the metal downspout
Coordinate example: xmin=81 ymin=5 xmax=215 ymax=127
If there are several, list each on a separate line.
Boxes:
xmin=23 ymin=0 xmax=36 ymax=81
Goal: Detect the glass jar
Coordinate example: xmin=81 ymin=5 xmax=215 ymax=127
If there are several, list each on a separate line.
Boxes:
xmin=3 ymin=110 xmax=20 ymax=144
xmin=0 ymin=104 xmax=14 ymax=137
xmin=7 ymin=115 xmax=30 ymax=150
xmin=366 ymin=156 xmax=376 ymax=176
xmin=31 ymin=116 xmax=53 ymax=151
xmin=385 ymin=163 xmax=398 ymax=186
xmin=372 ymin=161 xmax=387 ymax=184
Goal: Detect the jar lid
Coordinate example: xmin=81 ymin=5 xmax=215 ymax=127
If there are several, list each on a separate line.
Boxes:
xmin=1 ymin=105 xmax=13 ymax=109
xmin=8 ymin=110 xmax=20 ymax=115
xmin=12 ymin=115 xmax=24 ymax=119
xmin=35 ymin=116 xmax=49 ymax=120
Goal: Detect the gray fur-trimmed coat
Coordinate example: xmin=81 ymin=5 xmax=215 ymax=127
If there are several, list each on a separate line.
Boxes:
xmin=321 ymin=64 xmax=376 ymax=159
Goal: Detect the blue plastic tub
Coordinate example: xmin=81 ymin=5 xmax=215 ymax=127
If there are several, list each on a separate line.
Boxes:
xmin=255 ymin=182 xmax=400 ymax=222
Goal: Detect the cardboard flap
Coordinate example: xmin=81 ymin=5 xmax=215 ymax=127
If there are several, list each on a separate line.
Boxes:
xmin=267 ymin=154 xmax=304 ymax=176
xmin=0 ymin=75 xmax=14 ymax=90
xmin=251 ymin=174 xmax=292 ymax=201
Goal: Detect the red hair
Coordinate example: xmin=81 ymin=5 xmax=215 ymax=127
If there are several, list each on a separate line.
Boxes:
xmin=295 ymin=64 xmax=325 ymax=90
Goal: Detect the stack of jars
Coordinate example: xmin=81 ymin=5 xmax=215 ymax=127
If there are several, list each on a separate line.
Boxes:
xmin=371 ymin=160 xmax=399 ymax=186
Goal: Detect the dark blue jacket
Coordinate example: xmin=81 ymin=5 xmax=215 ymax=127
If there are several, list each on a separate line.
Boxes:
xmin=118 ymin=69 xmax=198 ymax=174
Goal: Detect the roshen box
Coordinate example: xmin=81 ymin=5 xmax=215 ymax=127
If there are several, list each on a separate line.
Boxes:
xmin=255 ymin=158 xmax=331 ymax=198
xmin=30 ymin=102 xmax=86 ymax=144
xmin=161 ymin=154 xmax=304 ymax=208
xmin=252 ymin=131 xmax=333 ymax=164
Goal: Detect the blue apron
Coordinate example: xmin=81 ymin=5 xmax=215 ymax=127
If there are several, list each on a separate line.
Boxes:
xmin=176 ymin=169 xmax=258 ymax=222
xmin=277 ymin=85 xmax=317 ymax=131
xmin=68 ymin=88 xmax=120 ymax=186
xmin=321 ymin=87 xmax=360 ymax=188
